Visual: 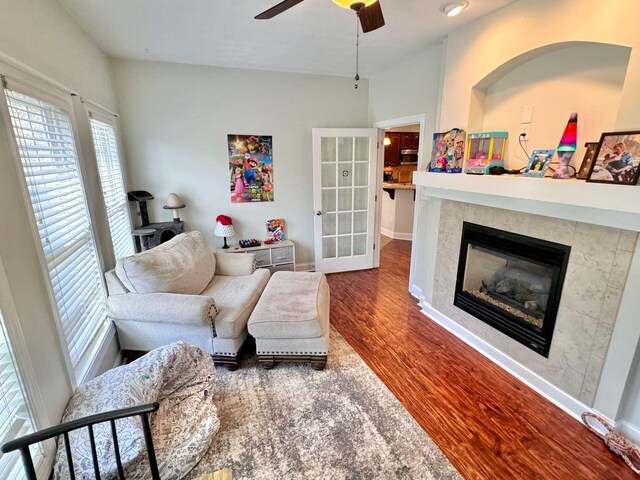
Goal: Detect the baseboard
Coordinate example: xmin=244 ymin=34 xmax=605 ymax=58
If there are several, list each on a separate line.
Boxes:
xmin=617 ymin=420 xmax=640 ymax=447
xmin=296 ymin=262 xmax=314 ymax=272
xmin=409 ymin=284 xmax=422 ymax=301
xmin=381 ymin=228 xmax=413 ymax=241
xmin=420 ymin=301 xmax=602 ymax=423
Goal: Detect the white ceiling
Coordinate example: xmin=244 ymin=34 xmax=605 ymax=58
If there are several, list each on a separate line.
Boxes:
xmin=59 ymin=0 xmax=516 ymax=77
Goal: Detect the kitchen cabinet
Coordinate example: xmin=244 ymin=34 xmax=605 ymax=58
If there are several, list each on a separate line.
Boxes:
xmin=411 ymin=134 xmax=420 ymax=150
xmin=400 ymin=134 xmax=413 ymax=150
xmin=385 ymin=132 xmax=419 ymax=166
xmin=384 ymin=133 xmax=401 ymax=166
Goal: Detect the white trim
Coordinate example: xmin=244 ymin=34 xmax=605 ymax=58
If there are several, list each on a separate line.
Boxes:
xmin=0 ymin=51 xmax=76 ymax=97
xmin=380 ymin=228 xmax=413 ymax=241
xmin=80 ymin=323 xmax=119 ymax=384
xmin=374 ymin=113 xmax=427 ymax=295
xmin=419 ymin=300 xmax=601 ymax=423
xmin=617 ymin=420 xmax=640 ymax=448
xmin=0 ymin=258 xmax=57 ymax=476
xmin=295 ymin=262 xmax=315 ymax=272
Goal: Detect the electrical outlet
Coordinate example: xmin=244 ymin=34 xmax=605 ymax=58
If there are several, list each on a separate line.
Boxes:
xmin=520 ymin=124 xmax=531 ymax=140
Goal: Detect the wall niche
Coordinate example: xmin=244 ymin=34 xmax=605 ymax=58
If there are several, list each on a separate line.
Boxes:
xmin=468 ymin=42 xmax=631 ymax=170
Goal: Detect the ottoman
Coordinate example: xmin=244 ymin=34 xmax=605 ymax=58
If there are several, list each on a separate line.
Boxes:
xmin=248 ymin=271 xmax=330 ymax=370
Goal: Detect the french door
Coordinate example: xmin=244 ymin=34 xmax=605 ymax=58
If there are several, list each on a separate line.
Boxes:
xmin=312 ymin=128 xmax=379 ymax=273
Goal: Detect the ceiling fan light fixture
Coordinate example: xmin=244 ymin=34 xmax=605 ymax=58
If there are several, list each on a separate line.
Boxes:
xmin=440 ymin=1 xmax=469 ymax=17
xmin=332 ymin=0 xmax=377 ymax=10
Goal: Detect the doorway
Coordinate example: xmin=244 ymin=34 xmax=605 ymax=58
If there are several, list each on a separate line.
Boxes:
xmin=373 ymin=114 xmax=427 ymax=292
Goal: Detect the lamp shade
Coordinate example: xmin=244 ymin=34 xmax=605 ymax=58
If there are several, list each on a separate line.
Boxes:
xmin=214 ymin=215 xmax=235 ymax=238
xmin=333 ymin=0 xmax=376 ymax=8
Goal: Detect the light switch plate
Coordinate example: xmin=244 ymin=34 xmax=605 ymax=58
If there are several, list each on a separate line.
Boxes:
xmin=522 ymin=105 xmax=534 ymax=124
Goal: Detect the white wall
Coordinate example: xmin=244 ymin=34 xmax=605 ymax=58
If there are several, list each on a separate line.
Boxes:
xmin=0 ymin=0 xmax=118 ymax=427
xmin=368 ymin=43 xmax=443 ymax=141
xmin=381 ymin=190 xmax=415 ymax=240
xmin=110 ymin=59 xmax=369 ymax=268
xmin=482 ymin=43 xmax=630 ymax=169
xmin=368 ymin=44 xmax=444 ymax=292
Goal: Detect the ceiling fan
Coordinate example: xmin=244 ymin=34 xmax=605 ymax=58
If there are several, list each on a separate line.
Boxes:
xmin=255 ymin=0 xmax=385 ymax=33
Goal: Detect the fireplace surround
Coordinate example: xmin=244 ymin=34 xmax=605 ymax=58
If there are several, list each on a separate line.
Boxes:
xmin=454 ymin=222 xmax=571 ymax=357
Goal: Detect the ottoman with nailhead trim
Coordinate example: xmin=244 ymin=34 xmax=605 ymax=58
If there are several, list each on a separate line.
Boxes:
xmin=248 ymin=271 xmax=330 ymax=370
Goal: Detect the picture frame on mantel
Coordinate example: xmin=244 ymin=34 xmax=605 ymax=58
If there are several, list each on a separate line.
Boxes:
xmin=576 ymin=142 xmax=598 ymax=180
xmin=586 ymin=131 xmax=640 ymax=186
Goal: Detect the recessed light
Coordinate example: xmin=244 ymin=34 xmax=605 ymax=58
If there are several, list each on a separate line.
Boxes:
xmin=440 ymin=1 xmax=469 ymax=17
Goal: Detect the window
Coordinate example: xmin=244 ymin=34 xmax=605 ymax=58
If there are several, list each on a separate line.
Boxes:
xmin=0 ymin=311 xmax=41 ymax=479
xmin=89 ymin=114 xmax=135 ymax=260
xmin=3 ymin=87 xmax=108 ymax=377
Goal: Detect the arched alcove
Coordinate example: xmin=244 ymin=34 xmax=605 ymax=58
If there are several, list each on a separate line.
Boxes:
xmin=468 ymin=41 xmax=632 ymax=169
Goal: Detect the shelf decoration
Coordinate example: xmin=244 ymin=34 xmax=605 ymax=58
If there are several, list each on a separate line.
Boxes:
xmin=523 ymin=150 xmax=555 ymax=178
xmin=266 ymin=218 xmax=285 ymax=243
xmin=586 ymin=130 xmax=640 ymax=185
xmin=552 ymin=113 xmax=577 ymax=179
xmin=465 ymin=131 xmax=508 ymax=175
xmin=228 ymin=134 xmax=274 ymax=203
xmin=576 ymin=142 xmax=598 ymax=180
xmin=430 ymin=128 xmax=465 ymax=173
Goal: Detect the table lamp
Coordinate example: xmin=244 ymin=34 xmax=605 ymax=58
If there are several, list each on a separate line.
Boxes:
xmin=214 ymin=215 xmax=235 ymax=249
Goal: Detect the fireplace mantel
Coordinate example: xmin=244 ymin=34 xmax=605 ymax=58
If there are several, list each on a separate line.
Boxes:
xmin=413 ymin=171 xmax=640 ymax=232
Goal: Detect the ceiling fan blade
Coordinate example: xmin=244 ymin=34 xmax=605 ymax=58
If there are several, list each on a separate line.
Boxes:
xmin=359 ymin=1 xmax=385 ymax=33
xmin=255 ymin=0 xmax=305 ymax=19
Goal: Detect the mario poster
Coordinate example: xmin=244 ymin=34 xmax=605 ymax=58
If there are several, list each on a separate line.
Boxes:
xmin=228 ymin=134 xmax=274 ymax=203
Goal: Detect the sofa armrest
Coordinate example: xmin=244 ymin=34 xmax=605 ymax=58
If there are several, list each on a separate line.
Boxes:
xmin=213 ymin=252 xmax=257 ymax=276
xmin=107 ymin=292 xmax=217 ymax=326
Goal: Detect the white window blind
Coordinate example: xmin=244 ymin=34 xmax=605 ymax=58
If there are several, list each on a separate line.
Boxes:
xmin=89 ymin=116 xmax=135 ymax=260
xmin=4 ymin=89 xmax=108 ymax=374
xmin=0 ymin=312 xmax=40 ymax=479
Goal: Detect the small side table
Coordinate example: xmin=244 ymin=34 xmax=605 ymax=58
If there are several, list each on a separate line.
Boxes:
xmin=221 ymin=240 xmax=296 ymax=273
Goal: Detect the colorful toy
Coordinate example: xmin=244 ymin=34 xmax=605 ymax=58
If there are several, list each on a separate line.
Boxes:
xmin=523 ymin=150 xmax=555 ymax=178
xmin=552 ymin=112 xmax=577 ymax=179
xmin=239 ymin=239 xmax=261 ymax=248
xmin=464 ymin=131 xmax=508 ymax=175
xmin=430 ymin=128 xmax=466 ymax=173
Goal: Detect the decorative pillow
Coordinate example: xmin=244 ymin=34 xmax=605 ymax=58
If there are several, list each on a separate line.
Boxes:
xmin=54 ymin=342 xmax=220 ymax=480
xmin=116 ymin=231 xmax=215 ymax=295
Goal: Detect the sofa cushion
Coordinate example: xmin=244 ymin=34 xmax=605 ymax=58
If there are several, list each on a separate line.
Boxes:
xmin=115 ymin=231 xmax=215 ymax=295
xmin=248 ymin=271 xmax=329 ymax=339
xmin=201 ymin=268 xmax=270 ymax=339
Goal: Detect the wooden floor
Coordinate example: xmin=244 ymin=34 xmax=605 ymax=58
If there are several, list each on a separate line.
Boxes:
xmin=328 ymin=237 xmax=634 ymax=480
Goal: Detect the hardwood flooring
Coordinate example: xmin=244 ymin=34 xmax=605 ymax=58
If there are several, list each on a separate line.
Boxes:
xmin=328 ymin=237 xmax=633 ymax=480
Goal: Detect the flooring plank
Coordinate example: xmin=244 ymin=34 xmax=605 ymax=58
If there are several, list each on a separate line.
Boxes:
xmin=328 ymin=237 xmax=634 ymax=480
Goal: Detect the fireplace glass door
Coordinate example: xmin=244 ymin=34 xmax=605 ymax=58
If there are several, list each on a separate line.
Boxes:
xmin=454 ymin=222 xmax=571 ymax=357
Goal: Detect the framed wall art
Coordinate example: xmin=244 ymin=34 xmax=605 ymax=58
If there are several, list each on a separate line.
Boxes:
xmin=228 ymin=134 xmax=274 ymax=202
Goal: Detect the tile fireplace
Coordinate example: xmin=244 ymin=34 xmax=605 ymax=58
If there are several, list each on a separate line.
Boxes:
xmin=454 ymin=222 xmax=571 ymax=357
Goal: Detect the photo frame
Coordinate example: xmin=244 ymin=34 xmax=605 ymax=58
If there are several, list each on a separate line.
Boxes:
xmin=586 ymin=131 xmax=640 ymax=185
xmin=576 ymin=142 xmax=599 ymax=180
xmin=523 ymin=150 xmax=554 ymax=178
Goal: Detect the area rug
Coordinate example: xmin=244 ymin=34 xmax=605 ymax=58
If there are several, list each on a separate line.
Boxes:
xmin=187 ymin=328 xmax=461 ymax=480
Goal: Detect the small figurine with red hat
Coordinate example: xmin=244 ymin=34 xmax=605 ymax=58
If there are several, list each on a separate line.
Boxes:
xmin=214 ymin=215 xmax=235 ymax=249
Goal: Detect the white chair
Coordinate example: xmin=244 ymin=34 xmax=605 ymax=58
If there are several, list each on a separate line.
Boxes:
xmin=105 ymin=231 xmax=270 ymax=369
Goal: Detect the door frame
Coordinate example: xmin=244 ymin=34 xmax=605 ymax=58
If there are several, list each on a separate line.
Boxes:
xmin=373 ymin=113 xmax=427 ymax=290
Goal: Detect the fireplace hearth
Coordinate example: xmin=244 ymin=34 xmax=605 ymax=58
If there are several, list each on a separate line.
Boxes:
xmin=454 ymin=222 xmax=571 ymax=357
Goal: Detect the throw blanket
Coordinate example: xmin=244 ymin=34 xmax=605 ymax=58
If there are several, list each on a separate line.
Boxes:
xmin=54 ymin=342 xmax=219 ymax=480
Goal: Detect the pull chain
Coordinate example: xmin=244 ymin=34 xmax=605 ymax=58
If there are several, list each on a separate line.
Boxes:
xmin=354 ymin=13 xmax=360 ymax=89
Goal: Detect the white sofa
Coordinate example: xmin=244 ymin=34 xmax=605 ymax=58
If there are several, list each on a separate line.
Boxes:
xmin=105 ymin=231 xmax=270 ymax=369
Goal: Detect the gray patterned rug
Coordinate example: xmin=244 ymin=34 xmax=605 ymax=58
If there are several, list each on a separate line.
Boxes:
xmin=187 ymin=329 xmax=461 ymax=480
